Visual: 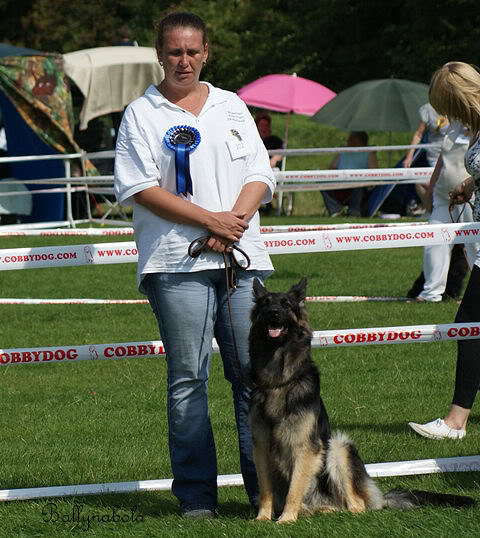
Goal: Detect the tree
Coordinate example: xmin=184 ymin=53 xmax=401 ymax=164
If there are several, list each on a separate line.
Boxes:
xmin=2 ymin=0 xmax=174 ymax=52
xmin=1 ymin=0 xmax=479 ymax=92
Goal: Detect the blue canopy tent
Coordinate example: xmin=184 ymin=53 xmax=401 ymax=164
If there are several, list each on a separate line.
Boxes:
xmin=0 ymin=44 xmax=84 ymax=222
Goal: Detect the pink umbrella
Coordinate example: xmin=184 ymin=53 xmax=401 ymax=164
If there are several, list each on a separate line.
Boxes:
xmin=237 ymin=72 xmax=336 ymax=148
xmin=237 ymin=73 xmax=336 ymax=116
xmin=238 ymin=73 xmax=336 ymax=215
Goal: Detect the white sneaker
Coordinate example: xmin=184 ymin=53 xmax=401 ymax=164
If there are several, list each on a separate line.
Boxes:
xmin=408 ymin=418 xmax=466 ymax=440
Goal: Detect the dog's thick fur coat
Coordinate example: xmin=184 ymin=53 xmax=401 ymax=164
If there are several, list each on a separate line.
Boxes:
xmin=248 ymin=278 xmax=474 ymax=523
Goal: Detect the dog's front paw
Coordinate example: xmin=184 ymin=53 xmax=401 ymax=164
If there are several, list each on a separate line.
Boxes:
xmin=255 ymin=514 xmax=272 ymax=521
xmin=255 ymin=508 xmax=272 ymax=521
xmin=276 ymin=511 xmax=298 ymax=524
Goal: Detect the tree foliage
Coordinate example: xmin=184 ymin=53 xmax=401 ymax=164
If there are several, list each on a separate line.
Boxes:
xmin=1 ymin=0 xmax=479 ymax=92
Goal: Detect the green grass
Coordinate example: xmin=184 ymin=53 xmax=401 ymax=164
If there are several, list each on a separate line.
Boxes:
xmin=0 ymin=214 xmax=478 ymax=537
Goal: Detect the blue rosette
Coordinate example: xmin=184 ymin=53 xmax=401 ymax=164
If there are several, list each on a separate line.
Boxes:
xmin=164 ymin=125 xmax=201 ymax=196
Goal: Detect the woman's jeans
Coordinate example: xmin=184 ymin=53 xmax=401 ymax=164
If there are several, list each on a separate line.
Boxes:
xmin=143 ymin=269 xmax=269 ymax=513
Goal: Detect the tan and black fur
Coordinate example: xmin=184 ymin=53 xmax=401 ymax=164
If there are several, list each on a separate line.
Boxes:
xmin=248 ymin=277 xmax=474 ymax=524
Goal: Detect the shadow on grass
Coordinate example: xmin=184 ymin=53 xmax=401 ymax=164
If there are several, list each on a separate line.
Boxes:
xmin=65 ymin=492 xmax=257 ymax=520
xmin=61 ymin=491 xmax=178 ymax=518
xmin=440 ymin=471 xmax=480 ymax=493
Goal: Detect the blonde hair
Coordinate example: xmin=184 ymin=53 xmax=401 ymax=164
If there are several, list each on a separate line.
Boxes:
xmin=429 ymin=61 xmax=480 ymax=136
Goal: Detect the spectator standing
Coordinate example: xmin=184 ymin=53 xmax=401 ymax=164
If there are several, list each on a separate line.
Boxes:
xmin=416 ymin=122 xmax=479 ymax=302
xmin=403 ymin=103 xmax=450 ymax=215
xmin=408 ymin=62 xmax=480 ymax=440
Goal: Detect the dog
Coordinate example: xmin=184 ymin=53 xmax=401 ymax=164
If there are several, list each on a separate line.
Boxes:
xmin=248 ymin=277 xmax=474 ymax=523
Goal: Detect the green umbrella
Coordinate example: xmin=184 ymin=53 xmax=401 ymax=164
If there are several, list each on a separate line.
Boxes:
xmin=311 ymin=78 xmax=429 ymax=132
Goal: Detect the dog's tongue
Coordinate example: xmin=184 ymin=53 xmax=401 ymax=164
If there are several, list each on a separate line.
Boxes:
xmin=269 ymin=327 xmax=283 ymax=338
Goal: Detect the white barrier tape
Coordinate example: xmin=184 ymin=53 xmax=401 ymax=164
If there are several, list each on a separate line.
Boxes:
xmin=86 ymin=150 xmax=116 ymax=159
xmin=0 ymin=296 xmax=406 ymax=305
xmin=260 ymin=222 xmax=428 ymax=233
xmin=0 ymin=227 xmax=134 ymax=237
xmin=0 ymin=220 xmax=72 ymax=231
xmin=0 ymin=341 xmax=167 ymax=366
xmin=0 ymin=186 xmax=86 ymax=197
xmin=306 ymin=296 xmax=408 ymax=303
xmin=0 ymin=242 xmax=138 ymax=270
xmin=274 ymin=167 xmax=433 ymax=183
xmin=0 ymin=176 xmax=114 ymax=185
xmin=89 ymin=218 xmax=132 ymax=227
xmin=88 ymin=187 xmax=115 ymax=195
xmin=0 ymin=223 xmax=429 ymax=237
xmin=0 ymin=152 xmax=83 ymax=164
xmin=311 ymin=323 xmax=480 ymax=347
xmin=84 ymin=144 xmax=436 ymax=162
xmin=277 ymin=183 xmax=373 ymax=192
xmin=0 ymin=168 xmax=433 ymax=187
xmin=276 ymin=180 xmax=429 ymax=193
xmin=1 ymin=455 xmax=478 ymax=502
xmin=2 ymin=222 xmax=480 ymax=270
xmin=262 ymin=223 xmax=480 ymax=254
xmin=1 ymin=323 xmax=479 ymax=366
xmin=0 ymin=298 xmax=149 ymax=305
xmin=365 ymin=455 xmax=480 ymax=478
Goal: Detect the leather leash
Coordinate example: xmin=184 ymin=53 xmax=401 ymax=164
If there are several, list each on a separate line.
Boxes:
xmin=448 ymin=201 xmax=474 ymax=223
xmin=188 ymin=236 xmax=253 ymax=390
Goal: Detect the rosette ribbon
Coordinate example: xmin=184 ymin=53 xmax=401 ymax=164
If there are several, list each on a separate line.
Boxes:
xmin=164 ymin=125 xmax=201 ymax=196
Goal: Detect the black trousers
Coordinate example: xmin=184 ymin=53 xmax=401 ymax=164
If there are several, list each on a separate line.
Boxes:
xmin=452 ymin=264 xmax=480 ymax=409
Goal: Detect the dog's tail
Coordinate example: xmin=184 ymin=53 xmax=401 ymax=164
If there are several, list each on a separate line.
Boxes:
xmin=383 ymin=488 xmax=475 ymax=510
xmin=326 ymin=433 xmax=476 ymax=511
xmin=326 ymin=432 xmax=384 ymax=512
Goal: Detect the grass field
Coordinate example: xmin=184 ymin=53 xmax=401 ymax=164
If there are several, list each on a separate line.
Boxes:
xmin=0 ymin=211 xmax=478 ymax=537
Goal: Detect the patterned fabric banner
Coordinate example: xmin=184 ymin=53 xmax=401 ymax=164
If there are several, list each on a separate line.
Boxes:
xmin=0 ymin=54 xmax=95 ymax=174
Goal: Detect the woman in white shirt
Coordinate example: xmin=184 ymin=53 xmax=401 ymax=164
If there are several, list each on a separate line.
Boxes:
xmin=114 ymin=12 xmax=275 ymax=516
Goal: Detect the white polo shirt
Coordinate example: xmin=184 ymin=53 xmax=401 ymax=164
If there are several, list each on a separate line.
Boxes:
xmin=114 ymin=83 xmax=275 ymax=290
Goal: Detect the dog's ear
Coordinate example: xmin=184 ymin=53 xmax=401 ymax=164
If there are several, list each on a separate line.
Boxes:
xmin=289 ymin=277 xmax=307 ymax=303
xmin=253 ymin=277 xmax=268 ymax=299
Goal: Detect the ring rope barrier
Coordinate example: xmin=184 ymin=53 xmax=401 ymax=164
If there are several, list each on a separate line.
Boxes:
xmin=0 ymin=298 xmax=149 ymax=305
xmin=0 ymin=186 xmax=87 ymax=197
xmin=0 ymin=152 xmax=83 ymax=164
xmin=83 ymin=143 xmax=436 ymax=161
xmin=0 ymin=222 xmax=478 ymax=271
xmin=0 ymin=296 xmax=409 ymax=305
xmin=0 ymin=227 xmax=135 ymax=237
xmin=2 ymin=454 xmax=479 ymax=502
xmin=0 ymin=222 xmax=431 ymax=237
xmin=0 ymin=167 xmax=433 ymax=186
xmin=260 ymin=222 xmax=430 ymax=232
xmin=1 ymin=323 xmax=479 ymax=367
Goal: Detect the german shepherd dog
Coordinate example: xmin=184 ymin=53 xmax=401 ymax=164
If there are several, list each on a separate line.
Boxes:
xmin=248 ymin=277 xmax=474 ymax=523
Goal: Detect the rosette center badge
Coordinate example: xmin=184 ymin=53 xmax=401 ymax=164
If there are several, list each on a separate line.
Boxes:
xmin=164 ymin=125 xmax=201 ymax=196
